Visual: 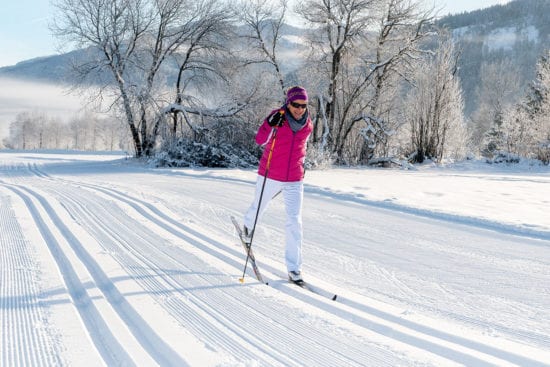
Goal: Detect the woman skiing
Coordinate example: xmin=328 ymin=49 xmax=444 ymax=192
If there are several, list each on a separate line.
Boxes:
xmin=242 ymin=86 xmax=313 ymax=284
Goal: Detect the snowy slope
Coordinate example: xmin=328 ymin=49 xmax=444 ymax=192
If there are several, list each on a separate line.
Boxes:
xmin=1 ymin=151 xmax=549 ymax=366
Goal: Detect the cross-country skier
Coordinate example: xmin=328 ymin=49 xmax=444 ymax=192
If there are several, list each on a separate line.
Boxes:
xmin=241 ymin=86 xmax=313 ymax=284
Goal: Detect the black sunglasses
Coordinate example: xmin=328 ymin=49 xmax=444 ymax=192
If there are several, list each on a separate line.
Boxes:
xmin=290 ymin=101 xmax=307 ymax=109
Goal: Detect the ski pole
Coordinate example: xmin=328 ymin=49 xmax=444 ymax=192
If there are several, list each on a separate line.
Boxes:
xmin=239 ymin=117 xmax=282 ymax=283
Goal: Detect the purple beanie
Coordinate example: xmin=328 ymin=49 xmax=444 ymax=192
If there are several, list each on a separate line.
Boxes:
xmin=286 ymin=86 xmax=308 ymax=104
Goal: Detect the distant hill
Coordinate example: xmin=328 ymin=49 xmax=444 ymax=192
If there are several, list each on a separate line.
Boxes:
xmin=437 ymin=0 xmax=550 ymax=115
xmin=2 ymin=0 xmax=548 ymax=116
xmin=0 ymin=49 xmax=82 ymax=84
xmin=0 ymin=23 xmax=305 ymax=86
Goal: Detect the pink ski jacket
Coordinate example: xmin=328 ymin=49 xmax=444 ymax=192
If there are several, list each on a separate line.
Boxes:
xmin=256 ymin=109 xmax=313 ymax=182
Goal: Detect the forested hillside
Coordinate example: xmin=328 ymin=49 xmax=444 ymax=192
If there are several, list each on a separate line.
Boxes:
xmin=438 ymin=0 xmax=550 ymax=116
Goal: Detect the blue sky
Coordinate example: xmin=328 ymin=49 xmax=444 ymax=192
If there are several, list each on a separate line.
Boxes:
xmin=0 ymin=0 xmax=510 ymax=67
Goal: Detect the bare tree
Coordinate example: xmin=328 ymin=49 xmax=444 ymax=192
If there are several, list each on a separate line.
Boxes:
xmin=48 ymin=118 xmax=66 ymax=149
xmin=357 ymin=0 xmax=435 ymax=162
xmin=164 ymin=0 xmax=234 ymax=139
xmin=6 ymin=112 xmax=34 ymax=149
xmin=503 ymin=50 xmax=550 ymax=163
xmin=470 ymin=59 xmax=521 ymax=155
xmin=299 ymin=0 xmax=378 ymax=160
xmin=52 ymin=0 xmax=147 ymax=155
xmin=298 ymin=0 xmax=434 ymax=163
xmin=238 ymin=0 xmax=289 ymax=97
xmin=4 ymin=112 xmax=51 ymax=150
xmin=405 ymin=38 xmax=466 ymax=163
xmin=52 ymin=0 xmax=231 ymax=157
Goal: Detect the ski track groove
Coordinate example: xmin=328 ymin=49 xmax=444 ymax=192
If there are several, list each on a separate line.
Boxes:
xmin=0 ymin=193 xmax=64 ymax=367
xmin=2 ymin=177 xmax=188 ymax=366
xmin=56 ymin=188 xmax=280 ymax=362
xmin=57 ymin=191 xmax=279 ymax=365
xmin=50 ymin=178 xmax=378 ymax=366
xmin=82 ymin=184 xmax=393 ymax=366
xmin=1 ymin=184 xmax=138 ymax=366
xmin=37 ymin=173 xmax=509 ymax=365
xmin=28 ymin=163 xmax=548 ymax=366
xmin=3 ymin=160 xmax=548 ymax=366
xmin=20 ymin=163 xmax=397 ymax=366
xmin=75 ymin=170 xmax=550 ymax=367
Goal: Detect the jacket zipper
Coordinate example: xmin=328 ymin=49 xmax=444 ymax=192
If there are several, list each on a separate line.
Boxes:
xmin=286 ymin=131 xmax=297 ymax=181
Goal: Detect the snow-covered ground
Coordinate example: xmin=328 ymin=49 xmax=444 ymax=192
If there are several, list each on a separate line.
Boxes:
xmin=1 ymin=150 xmax=549 ymax=366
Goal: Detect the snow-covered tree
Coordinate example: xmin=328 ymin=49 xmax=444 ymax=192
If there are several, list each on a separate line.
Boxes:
xmin=4 ymin=112 xmax=51 ymax=150
xmin=404 ymin=38 xmax=467 ymax=163
xmin=52 ymin=0 xmax=232 ymax=157
xmin=297 ymin=0 xmax=435 ymax=164
xmin=163 ymin=0 xmax=234 ymax=140
xmin=470 ymin=60 xmax=521 ymax=156
xmin=502 ymin=50 xmax=550 ymax=163
xmin=238 ymin=0 xmax=290 ymax=97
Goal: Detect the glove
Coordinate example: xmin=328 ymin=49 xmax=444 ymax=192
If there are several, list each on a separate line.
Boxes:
xmin=267 ymin=110 xmax=285 ymax=127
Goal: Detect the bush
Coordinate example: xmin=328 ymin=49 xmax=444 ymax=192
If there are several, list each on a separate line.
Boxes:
xmin=150 ymin=139 xmax=260 ymax=168
xmin=485 ymin=151 xmax=521 ymax=164
xmin=305 ymin=145 xmax=336 ymax=170
xmin=536 ymin=142 xmax=550 ymax=165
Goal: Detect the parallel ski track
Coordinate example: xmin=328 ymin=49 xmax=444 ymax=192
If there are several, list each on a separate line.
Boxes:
xmin=53 ymin=188 xmax=294 ymax=366
xmin=0 ymin=184 xmax=138 ymax=366
xmin=2 ymin=165 xmax=187 ymax=366
xmin=3 ymin=161 xmax=548 ymax=366
xmin=32 ymin=165 xmax=548 ymax=367
xmin=72 ymin=171 xmax=550 ymax=367
xmin=16 ymin=164 xmax=394 ymax=366
xmin=0 ymin=194 xmax=64 ymax=367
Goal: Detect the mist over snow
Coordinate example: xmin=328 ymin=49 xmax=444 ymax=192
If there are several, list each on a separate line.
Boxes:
xmin=0 ymin=78 xmax=87 ymax=137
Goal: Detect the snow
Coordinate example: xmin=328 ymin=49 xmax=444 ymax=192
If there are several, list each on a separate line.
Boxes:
xmin=1 ymin=150 xmax=549 ymax=366
xmin=0 ymin=78 xmax=87 ymax=138
xmin=483 ymin=26 xmax=539 ymax=51
xmin=451 ymin=25 xmax=540 ymax=52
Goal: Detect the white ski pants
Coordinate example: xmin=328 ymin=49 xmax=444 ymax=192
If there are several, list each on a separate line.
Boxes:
xmin=244 ymin=176 xmax=304 ymax=273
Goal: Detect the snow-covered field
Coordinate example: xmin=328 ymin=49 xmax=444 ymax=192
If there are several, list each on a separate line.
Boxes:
xmin=1 ymin=150 xmax=549 ymax=366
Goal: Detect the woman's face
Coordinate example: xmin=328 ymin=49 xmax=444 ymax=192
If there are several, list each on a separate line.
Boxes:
xmin=288 ymin=99 xmax=307 ymax=120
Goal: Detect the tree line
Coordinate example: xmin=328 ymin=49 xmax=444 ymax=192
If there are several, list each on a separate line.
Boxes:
xmin=3 ymin=111 xmax=131 ymax=152
xmin=482 ymin=51 xmax=550 ymax=164
xmin=4 ymin=0 xmax=549 ymax=166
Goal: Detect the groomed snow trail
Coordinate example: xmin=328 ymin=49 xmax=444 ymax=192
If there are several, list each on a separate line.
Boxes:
xmin=1 ymin=152 xmax=549 ymax=366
